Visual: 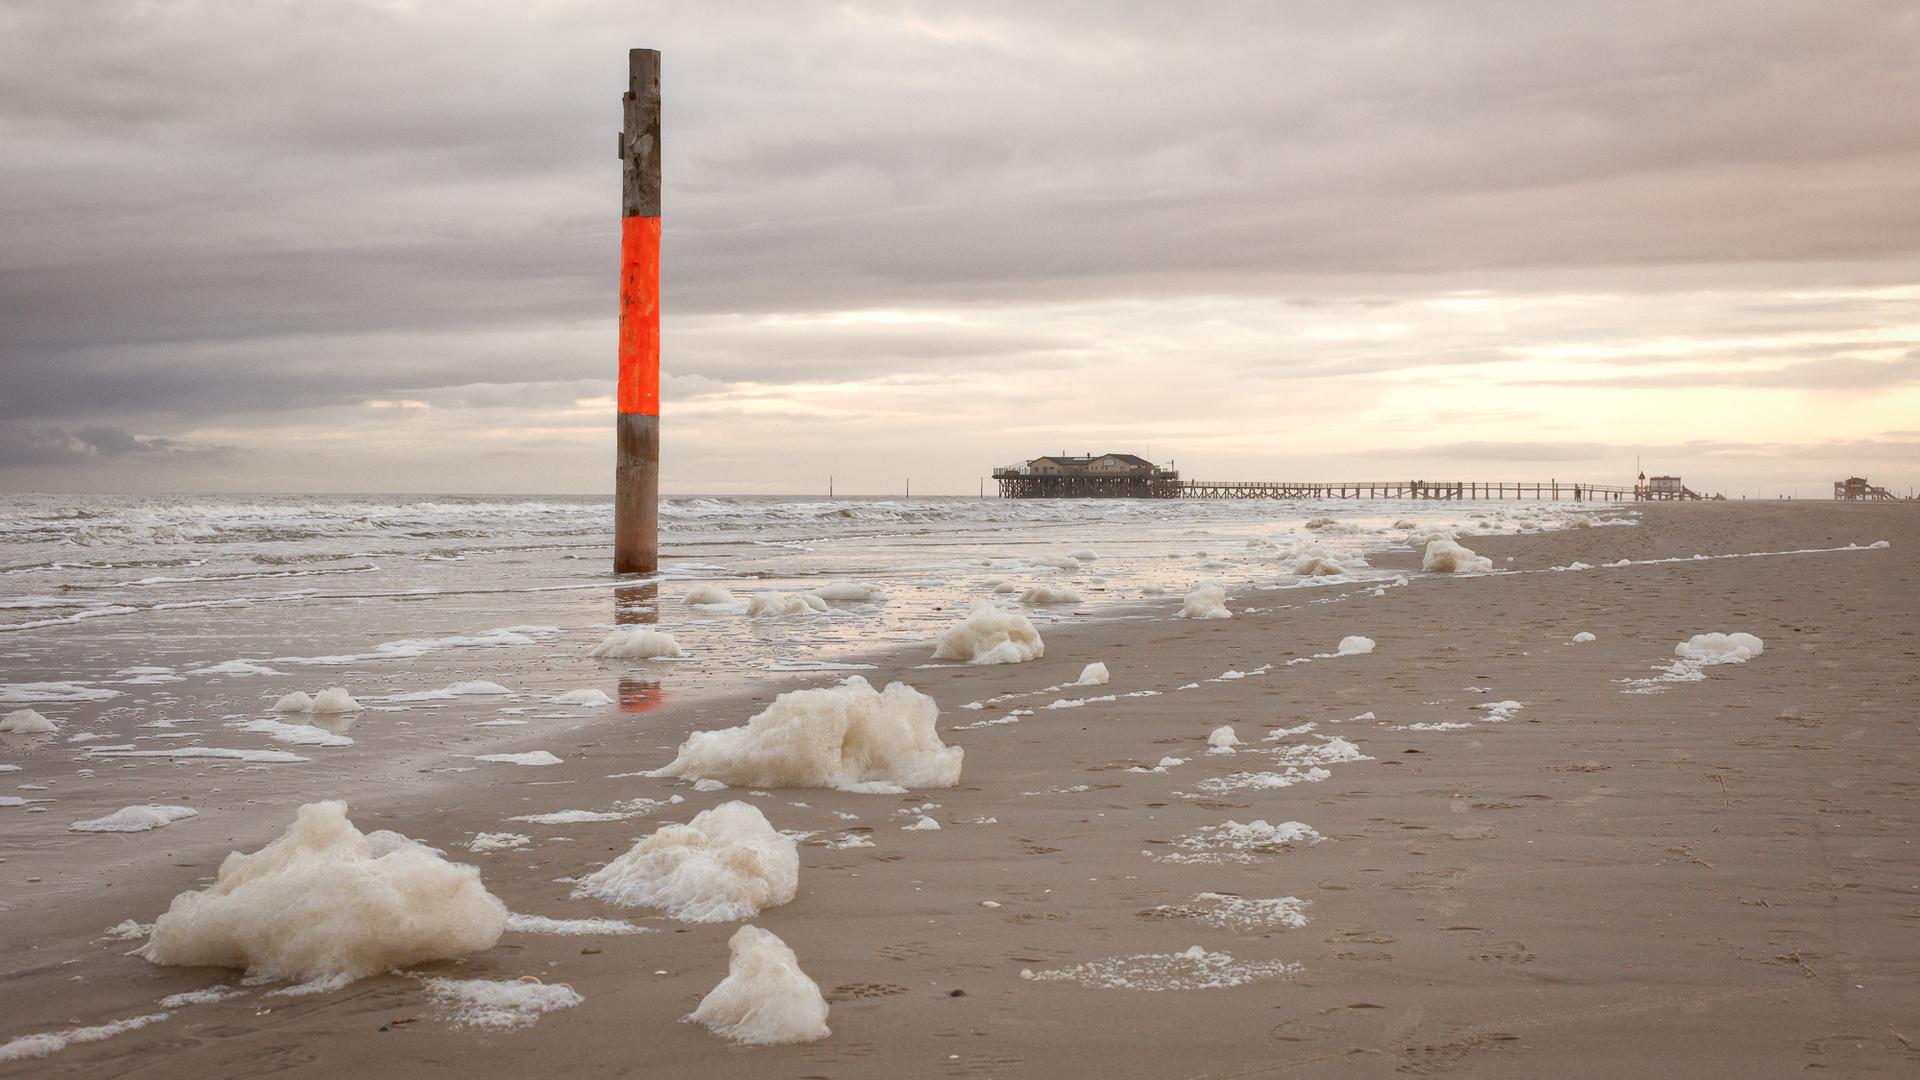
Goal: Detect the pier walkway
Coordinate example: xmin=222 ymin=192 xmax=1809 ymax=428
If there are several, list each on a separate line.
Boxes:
xmin=992 ymin=473 xmax=1640 ymax=501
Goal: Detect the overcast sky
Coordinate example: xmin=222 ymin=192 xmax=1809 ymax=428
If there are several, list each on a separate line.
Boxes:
xmin=3 ymin=0 xmax=1917 ymax=496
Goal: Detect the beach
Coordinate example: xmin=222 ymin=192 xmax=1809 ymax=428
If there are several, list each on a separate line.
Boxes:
xmin=3 ymin=499 xmax=1916 ymax=1077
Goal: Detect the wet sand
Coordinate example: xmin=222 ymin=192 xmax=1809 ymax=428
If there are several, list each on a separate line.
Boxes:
xmin=4 ymin=501 xmax=1917 ymax=1078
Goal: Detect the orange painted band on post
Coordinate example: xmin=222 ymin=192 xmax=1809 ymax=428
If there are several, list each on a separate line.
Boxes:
xmin=618 ymin=215 xmax=661 ymax=416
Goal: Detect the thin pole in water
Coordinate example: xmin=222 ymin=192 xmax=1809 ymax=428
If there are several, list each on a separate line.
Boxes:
xmin=614 ymin=48 xmax=662 ymax=574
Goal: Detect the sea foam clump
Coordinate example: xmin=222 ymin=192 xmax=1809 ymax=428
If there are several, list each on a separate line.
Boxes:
xmin=1143 ymin=893 xmax=1310 ymax=931
xmin=1179 ymin=580 xmax=1231 ymax=619
xmin=1156 ymin=819 xmax=1322 ymax=864
xmin=932 ymin=602 xmax=1044 ymax=665
xmin=649 ymin=677 xmax=962 ymax=792
xmin=551 ymin=688 xmax=614 ymax=706
xmin=574 ymin=801 xmax=797 ymax=922
xmin=1206 ymin=725 xmax=1241 ymax=754
xmin=747 ymin=592 xmax=828 ymax=616
xmin=1019 ymin=585 xmax=1082 ymax=605
xmin=590 ymin=628 xmax=683 ymax=659
xmin=1674 ymin=632 xmax=1764 ymax=662
xmin=270 ymin=688 xmax=362 ymax=714
xmin=683 ymin=584 xmax=736 ymax=606
xmin=1025 ymin=945 xmax=1298 ymax=991
xmin=424 ymin=977 xmax=583 ymax=1030
xmin=71 ymin=805 xmax=199 ymax=833
xmin=1074 ymin=662 xmax=1110 ymax=686
xmin=0 ymin=708 xmax=57 ymax=734
xmin=689 ymin=925 xmax=830 ymax=1044
xmin=138 ymin=800 xmax=507 ymax=983
xmin=1422 ymin=539 xmax=1493 ymax=574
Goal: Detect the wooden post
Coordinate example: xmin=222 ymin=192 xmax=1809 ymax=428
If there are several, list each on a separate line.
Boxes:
xmin=615 ymin=48 xmax=662 ymax=574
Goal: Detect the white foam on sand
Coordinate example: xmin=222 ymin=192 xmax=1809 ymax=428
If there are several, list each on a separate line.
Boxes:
xmin=683 ymin=584 xmax=737 ymax=606
xmin=469 ymin=833 xmax=530 ymax=851
xmin=504 ymin=913 xmax=652 ymax=935
xmin=1206 ymin=725 xmax=1241 ymax=754
xmin=1153 ymin=819 xmax=1323 ymax=864
xmin=158 ymin=986 xmax=246 ymax=1007
xmin=1042 ymin=695 xmax=1116 ymax=710
xmin=1074 ymin=662 xmax=1110 ymax=685
xmin=70 ymin=805 xmax=199 ymax=833
xmin=550 ymin=688 xmax=614 ymax=707
xmin=265 ymin=626 xmax=557 ymax=666
xmin=86 ymin=746 xmax=308 ymax=763
xmin=1019 ymin=585 xmax=1082 ymax=605
xmin=194 ymin=660 xmax=286 ymax=677
xmin=590 ymin=628 xmax=683 ymax=660
xmin=511 ymin=809 xmax=630 ymax=825
xmin=1179 ymin=580 xmax=1232 ymax=619
xmin=650 ymin=677 xmax=961 ymax=792
xmin=1622 ymin=632 xmax=1765 ymax=694
xmin=0 ymin=1012 xmax=172 ymax=1063
xmin=688 ymin=925 xmax=831 ymax=1045
xmin=1141 ymin=893 xmax=1311 ymax=931
xmin=1188 ymin=765 xmax=1333 ymax=796
xmin=1 ymin=682 xmax=119 ymax=704
xmin=139 ymin=800 xmax=506 ymax=983
xmin=307 ymin=687 xmax=362 ymax=712
xmin=1 ymin=708 xmax=57 ymax=733
xmin=233 ymin=718 xmax=353 ymax=747
xmin=574 ymin=801 xmax=798 ymax=922
xmin=477 ymin=751 xmax=563 ymax=766
xmin=746 ymin=592 xmax=828 ymax=616
xmin=1422 ymin=539 xmax=1494 ymax=574
xmin=932 ymin=601 xmax=1044 ymax=664
xmin=423 ymin=977 xmax=583 ymax=1030
xmin=1327 ymin=635 xmax=1374 ymax=656
xmin=270 ymin=692 xmax=313 ymax=713
xmin=382 ymin=676 xmax=514 ymax=703
xmin=1675 ymin=632 xmax=1765 ymax=662
xmin=1571 ymin=632 xmax=1597 ymax=643
xmin=1024 ymin=945 xmax=1298 ymax=990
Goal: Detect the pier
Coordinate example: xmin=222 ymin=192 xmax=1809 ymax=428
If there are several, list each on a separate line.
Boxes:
xmin=1170 ymin=479 xmax=1636 ymax=501
xmin=990 ymin=453 xmax=1697 ymax=501
xmin=992 ymin=472 xmax=1636 ymax=500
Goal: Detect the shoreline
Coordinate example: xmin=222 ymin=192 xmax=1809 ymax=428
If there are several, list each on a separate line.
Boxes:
xmin=4 ymin=501 xmax=1917 ymax=1077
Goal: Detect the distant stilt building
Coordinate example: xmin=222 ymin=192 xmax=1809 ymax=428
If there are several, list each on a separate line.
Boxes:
xmin=993 ymin=453 xmax=1181 ymax=498
xmin=1640 ymin=475 xmax=1702 ymax=501
xmin=1834 ymin=476 xmax=1899 ymax=501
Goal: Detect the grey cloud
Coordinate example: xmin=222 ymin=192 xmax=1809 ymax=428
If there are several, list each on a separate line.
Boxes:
xmin=0 ymin=424 xmax=231 ymax=467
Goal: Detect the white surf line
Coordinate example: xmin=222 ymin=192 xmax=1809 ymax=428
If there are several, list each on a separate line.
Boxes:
xmin=56 ymin=565 xmax=383 ymax=590
xmin=0 ymin=591 xmax=325 ymax=634
xmin=1502 ymin=542 xmax=1891 ymax=575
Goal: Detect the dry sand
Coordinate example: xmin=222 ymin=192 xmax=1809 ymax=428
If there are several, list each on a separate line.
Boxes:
xmin=4 ymin=501 xmax=1917 ymax=1078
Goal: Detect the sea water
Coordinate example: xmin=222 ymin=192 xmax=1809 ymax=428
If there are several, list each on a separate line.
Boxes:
xmin=0 ymin=493 xmax=1600 ymax=826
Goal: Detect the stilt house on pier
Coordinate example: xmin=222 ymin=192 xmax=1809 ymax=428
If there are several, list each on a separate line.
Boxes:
xmin=993 ymin=453 xmax=1180 ymax=498
xmin=1834 ymin=477 xmax=1899 ymax=500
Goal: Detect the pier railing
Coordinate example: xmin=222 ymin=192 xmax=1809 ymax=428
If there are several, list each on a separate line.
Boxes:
xmin=1176 ymin=480 xmax=1637 ymax=501
xmin=992 ymin=475 xmax=1642 ymax=501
